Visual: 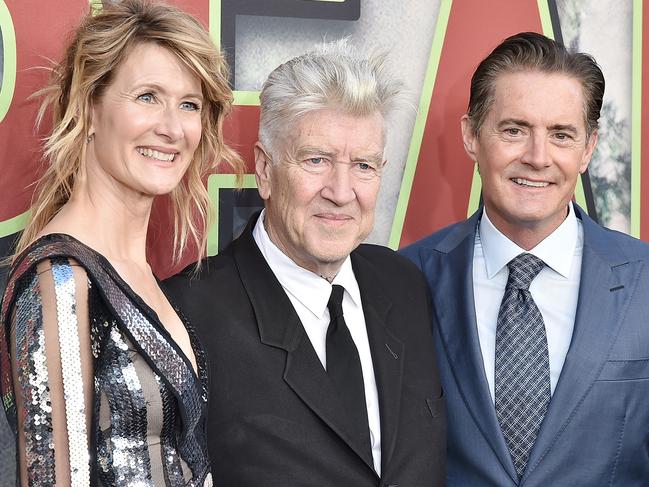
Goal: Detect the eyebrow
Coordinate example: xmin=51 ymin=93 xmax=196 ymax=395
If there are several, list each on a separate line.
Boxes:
xmin=296 ymin=146 xmax=383 ymax=164
xmin=496 ymin=118 xmax=531 ymax=129
xmin=136 ymin=82 xmax=203 ymax=101
xmin=295 ymin=147 xmax=337 ymax=159
xmin=497 ymin=119 xmax=579 ymax=134
xmin=548 ymin=123 xmax=579 ymax=134
xmin=351 ymin=152 xmax=384 ymax=165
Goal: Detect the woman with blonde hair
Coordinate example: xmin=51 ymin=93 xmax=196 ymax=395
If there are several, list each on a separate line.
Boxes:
xmin=0 ymin=1 xmax=241 ymax=485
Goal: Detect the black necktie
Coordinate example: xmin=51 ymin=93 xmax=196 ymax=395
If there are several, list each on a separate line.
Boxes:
xmin=326 ymin=284 xmax=372 ymax=462
xmin=495 ymin=253 xmax=551 ymax=478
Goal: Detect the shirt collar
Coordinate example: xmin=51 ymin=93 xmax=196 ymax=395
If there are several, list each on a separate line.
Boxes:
xmin=479 ymin=202 xmax=579 ymax=279
xmin=253 ymin=210 xmax=360 ymax=319
xmin=331 ymin=257 xmax=362 ymax=309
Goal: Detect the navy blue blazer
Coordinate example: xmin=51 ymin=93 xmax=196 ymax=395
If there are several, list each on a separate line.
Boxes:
xmin=402 ymin=205 xmax=649 ymax=486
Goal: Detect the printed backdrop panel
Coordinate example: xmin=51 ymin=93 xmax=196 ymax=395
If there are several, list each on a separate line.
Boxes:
xmin=1 ymin=0 xmax=645 ymax=279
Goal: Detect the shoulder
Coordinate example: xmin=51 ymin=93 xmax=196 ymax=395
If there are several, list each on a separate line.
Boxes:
xmin=33 ymin=257 xmax=89 ymax=283
xmin=9 ymin=234 xmax=103 ymax=279
xmin=165 ymin=247 xmax=238 ymax=289
xmin=583 ymin=218 xmax=649 ymax=261
xmin=574 ymin=205 xmax=649 ymax=261
xmin=353 ymin=243 xmax=428 ymax=291
xmin=3 ymin=258 xmax=90 ymax=324
xmin=607 ymin=231 xmax=649 ymax=262
xmin=162 ymin=246 xmax=242 ymax=314
xmin=400 ymin=219 xmax=471 ymax=267
xmin=355 ymin=243 xmax=419 ymax=272
xmin=164 ymin=224 xmax=264 ymax=293
xmin=3 ymin=235 xmax=92 ymax=306
xmin=2 ymin=253 xmax=91 ymax=369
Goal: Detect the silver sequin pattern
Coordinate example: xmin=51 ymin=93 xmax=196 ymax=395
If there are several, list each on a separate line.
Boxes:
xmin=114 ymin=300 xmax=207 ymax=477
xmin=156 ymin=374 xmax=185 ymax=485
xmin=14 ymin=273 xmax=55 ymax=485
xmin=95 ymin=328 xmax=154 ymax=485
xmin=0 ymin=235 xmax=211 ymax=486
xmin=52 ymin=258 xmax=91 ymax=485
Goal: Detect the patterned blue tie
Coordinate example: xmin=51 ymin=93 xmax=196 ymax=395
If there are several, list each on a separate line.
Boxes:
xmin=495 ymin=253 xmax=551 ymax=478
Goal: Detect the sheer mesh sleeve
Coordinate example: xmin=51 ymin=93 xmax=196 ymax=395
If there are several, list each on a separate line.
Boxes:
xmin=10 ymin=258 xmax=94 ymax=486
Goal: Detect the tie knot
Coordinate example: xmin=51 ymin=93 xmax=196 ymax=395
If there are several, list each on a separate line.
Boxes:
xmin=327 ymin=284 xmax=345 ymax=319
xmin=506 ymin=253 xmax=544 ymax=290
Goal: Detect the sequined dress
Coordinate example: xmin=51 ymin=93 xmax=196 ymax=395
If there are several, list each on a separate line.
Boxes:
xmin=0 ymin=234 xmax=212 ymax=486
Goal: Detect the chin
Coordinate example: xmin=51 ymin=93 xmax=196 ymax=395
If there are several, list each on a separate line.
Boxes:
xmin=311 ymin=245 xmax=353 ymax=265
xmin=143 ymin=182 xmax=183 ymax=196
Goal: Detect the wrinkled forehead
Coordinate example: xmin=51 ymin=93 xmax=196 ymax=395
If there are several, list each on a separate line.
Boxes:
xmin=279 ymin=107 xmax=387 ymax=154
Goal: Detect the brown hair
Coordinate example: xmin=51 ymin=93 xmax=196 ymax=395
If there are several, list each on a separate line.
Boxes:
xmin=15 ymin=0 xmax=243 ymax=262
xmin=467 ymin=31 xmax=605 ymax=138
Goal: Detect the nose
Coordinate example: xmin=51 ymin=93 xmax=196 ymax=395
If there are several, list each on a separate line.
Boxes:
xmin=154 ymin=106 xmax=184 ymax=142
xmin=520 ymin=132 xmax=551 ymax=168
xmin=320 ymin=163 xmax=356 ymax=206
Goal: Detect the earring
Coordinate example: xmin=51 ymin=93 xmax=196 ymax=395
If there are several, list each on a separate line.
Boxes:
xmin=86 ymin=134 xmax=94 ymax=143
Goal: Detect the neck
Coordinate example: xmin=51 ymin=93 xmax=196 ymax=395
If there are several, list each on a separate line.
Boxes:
xmin=484 ymin=206 xmax=570 ymax=251
xmin=503 ymin=230 xmax=548 ymax=251
xmin=263 ymin=216 xmax=343 ymax=282
xmin=320 ymin=273 xmax=335 ymax=283
xmin=46 ymin=180 xmax=153 ymax=265
xmin=315 ymin=264 xmax=341 ymax=283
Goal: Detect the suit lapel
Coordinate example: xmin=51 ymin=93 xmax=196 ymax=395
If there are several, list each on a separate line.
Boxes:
xmin=232 ymin=218 xmax=376 ymax=474
xmin=523 ymin=207 xmax=643 ymax=479
xmin=352 ymin=251 xmax=404 ymax=473
xmin=421 ymin=212 xmax=519 ymax=483
xmin=283 ymin=330 xmax=376 ymax=472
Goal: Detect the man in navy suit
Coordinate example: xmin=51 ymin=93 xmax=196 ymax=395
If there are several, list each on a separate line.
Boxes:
xmin=403 ymin=32 xmax=649 ymax=486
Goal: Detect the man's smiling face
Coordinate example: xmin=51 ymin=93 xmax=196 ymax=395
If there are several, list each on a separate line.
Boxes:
xmin=461 ymin=69 xmax=598 ymax=246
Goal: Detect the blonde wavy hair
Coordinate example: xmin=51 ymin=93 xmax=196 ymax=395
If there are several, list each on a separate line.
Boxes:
xmin=14 ymin=0 xmax=243 ymax=263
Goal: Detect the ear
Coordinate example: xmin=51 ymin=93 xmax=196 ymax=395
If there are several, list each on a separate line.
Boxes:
xmin=460 ymin=114 xmax=479 ymax=163
xmin=579 ymin=129 xmax=598 ymax=173
xmin=88 ymin=99 xmax=98 ymax=140
xmin=254 ymin=142 xmax=272 ymax=201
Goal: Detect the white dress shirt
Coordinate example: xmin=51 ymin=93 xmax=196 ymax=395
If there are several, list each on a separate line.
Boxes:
xmin=473 ymin=203 xmax=583 ymax=402
xmin=253 ymin=211 xmax=382 ymax=474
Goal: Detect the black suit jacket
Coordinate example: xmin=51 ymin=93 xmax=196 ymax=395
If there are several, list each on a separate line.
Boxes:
xmin=164 ymin=217 xmax=445 ymax=486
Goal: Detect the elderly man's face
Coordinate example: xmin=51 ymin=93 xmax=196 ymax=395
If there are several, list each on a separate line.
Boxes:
xmin=461 ymin=70 xmax=598 ymax=247
xmin=255 ymin=108 xmax=385 ymax=278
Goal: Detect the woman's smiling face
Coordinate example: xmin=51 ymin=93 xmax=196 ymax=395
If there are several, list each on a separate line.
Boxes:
xmin=87 ymin=42 xmax=203 ymax=199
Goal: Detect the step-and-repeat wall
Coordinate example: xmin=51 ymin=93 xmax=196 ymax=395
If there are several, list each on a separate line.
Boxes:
xmin=0 ymin=0 xmax=648 ymax=480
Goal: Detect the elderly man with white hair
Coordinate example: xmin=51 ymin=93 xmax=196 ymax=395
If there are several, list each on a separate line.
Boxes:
xmin=165 ymin=40 xmax=446 ymax=486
